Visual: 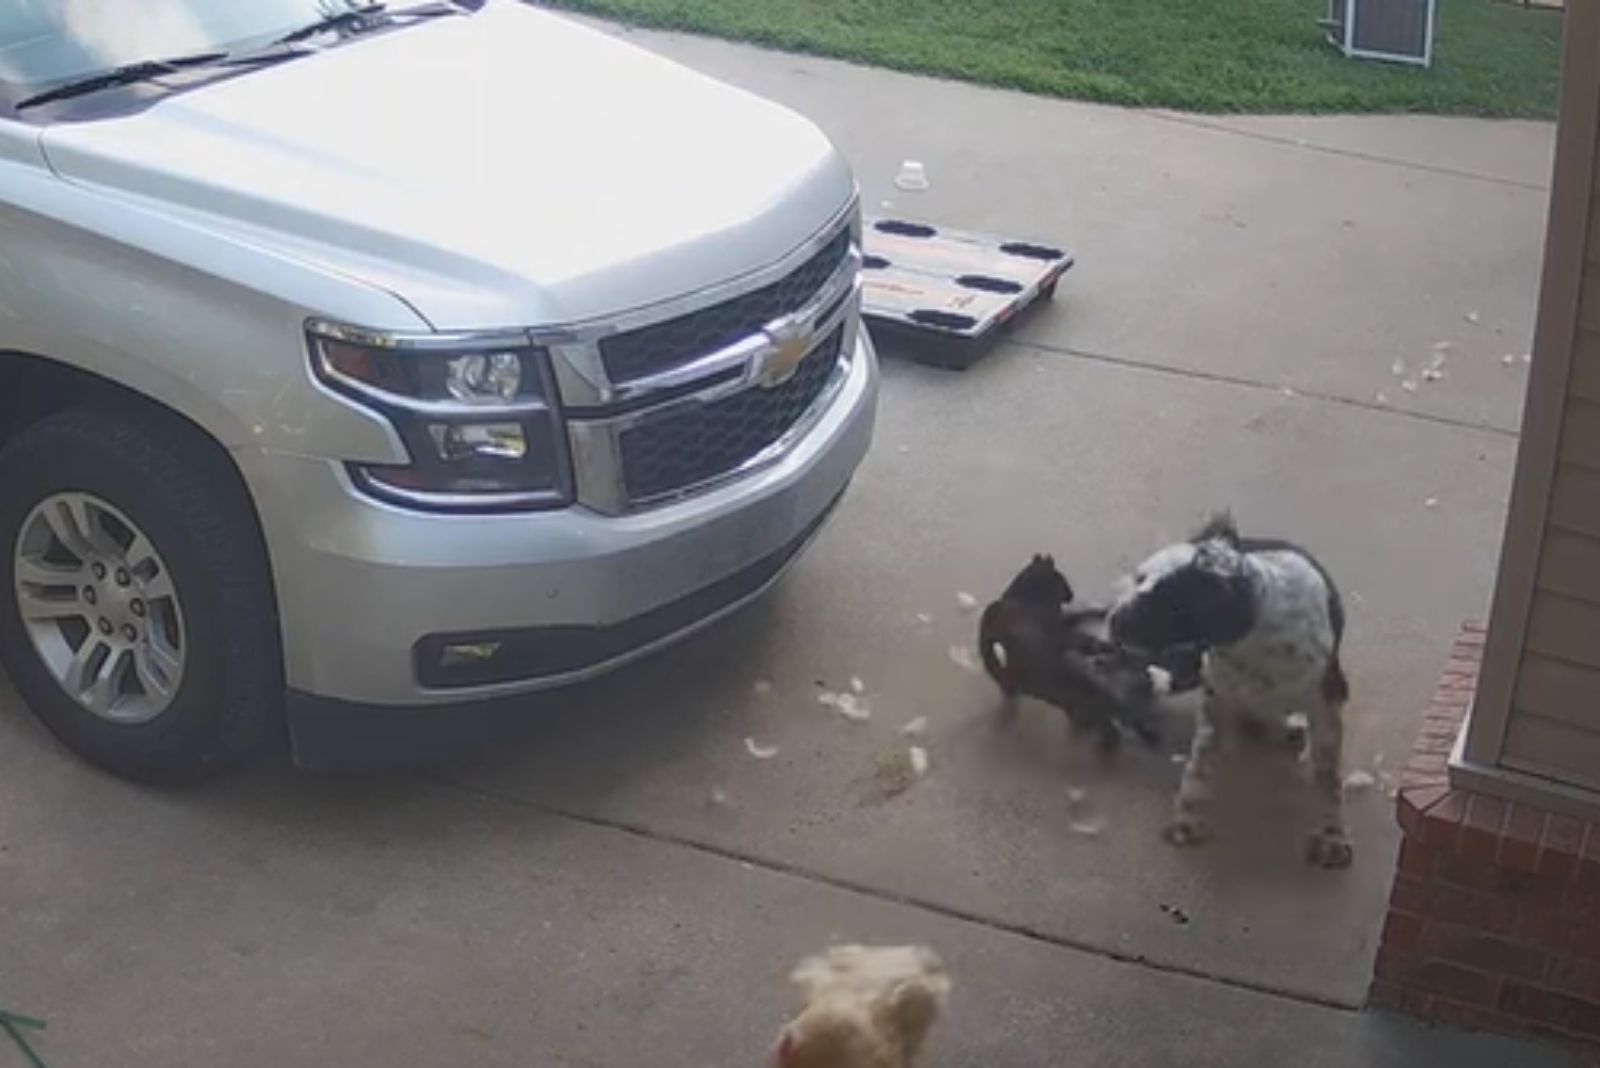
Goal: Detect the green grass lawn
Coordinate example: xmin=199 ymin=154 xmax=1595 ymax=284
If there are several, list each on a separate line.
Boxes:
xmin=547 ymin=0 xmax=1562 ymax=117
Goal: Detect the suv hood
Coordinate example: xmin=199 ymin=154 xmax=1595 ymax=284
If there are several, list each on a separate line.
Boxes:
xmin=38 ymin=3 xmax=855 ymax=329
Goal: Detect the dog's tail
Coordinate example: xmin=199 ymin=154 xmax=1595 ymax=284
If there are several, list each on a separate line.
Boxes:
xmin=1192 ymin=509 xmax=1240 ymax=545
xmin=1322 ymin=659 xmax=1351 ymax=704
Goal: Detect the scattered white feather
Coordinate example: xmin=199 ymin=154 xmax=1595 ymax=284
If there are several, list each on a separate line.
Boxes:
xmin=908 ymin=746 xmax=930 ymax=778
xmin=744 ymin=737 xmax=779 ymax=760
xmin=901 ymin=716 xmax=929 ymax=738
xmin=1425 ymin=497 xmax=1440 ymax=509
xmin=834 ymin=693 xmax=872 ymax=723
xmin=1286 ymin=712 xmax=1310 ymax=733
xmin=1400 ymin=379 xmax=1419 ymax=393
xmin=1465 ymin=311 xmax=1481 ymax=324
xmin=1521 ymin=352 xmax=1533 ymax=364
xmin=1065 ymin=786 xmax=1100 ymax=833
xmin=1281 ymin=386 xmax=1297 ymax=398
xmin=709 ymin=787 xmax=729 ymax=806
xmin=1502 ymin=353 xmax=1518 ymax=366
xmin=1375 ymin=391 xmax=1390 ymax=405
xmin=956 ymin=592 xmax=980 ymax=614
xmin=914 ymin=613 xmax=934 ymax=626
xmin=752 ymin=679 xmax=773 ymax=696
xmin=1171 ymin=753 xmax=1188 ymax=764
xmin=817 ymin=690 xmax=841 ymax=708
xmin=1432 ymin=340 xmax=1452 ymax=352
xmin=850 ymin=676 xmax=866 ymax=696
xmin=1422 ymin=368 xmax=1444 ymax=382
xmin=1343 ymin=770 xmax=1377 ymax=793
xmin=948 ymin=645 xmax=982 ymax=673
xmin=1391 ymin=359 xmax=1406 ymax=377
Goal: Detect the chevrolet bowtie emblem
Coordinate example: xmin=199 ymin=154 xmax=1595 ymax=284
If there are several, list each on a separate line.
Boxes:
xmin=756 ymin=319 xmax=813 ymax=388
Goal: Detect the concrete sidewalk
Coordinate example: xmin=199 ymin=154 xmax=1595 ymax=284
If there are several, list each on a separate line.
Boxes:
xmin=0 ymin=22 xmax=1581 ymax=1068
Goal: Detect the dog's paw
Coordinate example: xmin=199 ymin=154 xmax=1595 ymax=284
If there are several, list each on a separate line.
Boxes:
xmin=1164 ymin=817 xmax=1214 ymax=847
xmin=1306 ymin=829 xmax=1354 ymax=869
xmin=1284 ymin=713 xmax=1310 ymax=753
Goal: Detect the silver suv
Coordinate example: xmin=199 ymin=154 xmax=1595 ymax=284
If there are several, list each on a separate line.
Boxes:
xmin=0 ymin=0 xmax=876 ymax=781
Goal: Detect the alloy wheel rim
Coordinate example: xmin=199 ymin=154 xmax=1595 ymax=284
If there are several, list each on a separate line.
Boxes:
xmin=12 ymin=493 xmax=186 ymax=724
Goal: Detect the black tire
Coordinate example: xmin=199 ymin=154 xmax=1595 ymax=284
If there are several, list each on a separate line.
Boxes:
xmin=0 ymin=404 xmax=283 ymax=784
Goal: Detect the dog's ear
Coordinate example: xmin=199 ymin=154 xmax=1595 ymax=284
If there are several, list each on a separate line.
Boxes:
xmin=1192 ymin=510 xmax=1240 ymax=546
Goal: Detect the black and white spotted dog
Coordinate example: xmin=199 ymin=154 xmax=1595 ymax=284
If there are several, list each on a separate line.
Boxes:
xmin=1108 ymin=513 xmax=1353 ymax=868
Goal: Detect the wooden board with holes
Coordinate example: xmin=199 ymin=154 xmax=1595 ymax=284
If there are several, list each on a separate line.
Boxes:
xmin=860 ymin=218 xmax=1074 ymax=369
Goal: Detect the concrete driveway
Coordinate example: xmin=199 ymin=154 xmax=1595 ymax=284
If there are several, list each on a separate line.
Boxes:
xmin=0 ymin=21 xmax=1581 ymax=1068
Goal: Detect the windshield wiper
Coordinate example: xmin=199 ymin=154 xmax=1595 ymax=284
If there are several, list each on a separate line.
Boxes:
xmin=17 ymin=51 xmax=228 ymax=110
xmin=274 ymin=2 xmax=392 ymax=46
xmin=15 ymin=2 xmax=475 ymax=110
xmin=271 ymin=1 xmax=479 ymax=47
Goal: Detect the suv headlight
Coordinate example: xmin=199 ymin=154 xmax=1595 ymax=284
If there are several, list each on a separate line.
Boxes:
xmin=308 ymin=321 xmax=571 ymax=512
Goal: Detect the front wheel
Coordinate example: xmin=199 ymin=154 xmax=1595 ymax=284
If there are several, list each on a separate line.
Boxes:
xmin=0 ymin=405 xmax=283 ymax=784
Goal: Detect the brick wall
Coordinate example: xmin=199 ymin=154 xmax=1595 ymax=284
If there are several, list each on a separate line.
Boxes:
xmin=1369 ymin=623 xmax=1600 ymax=1050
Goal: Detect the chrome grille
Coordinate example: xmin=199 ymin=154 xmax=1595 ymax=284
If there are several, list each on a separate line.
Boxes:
xmin=599 ymin=230 xmax=852 ymax=384
xmin=556 ymin=206 xmax=862 ymax=515
xmin=617 ymin=327 xmax=845 ymax=501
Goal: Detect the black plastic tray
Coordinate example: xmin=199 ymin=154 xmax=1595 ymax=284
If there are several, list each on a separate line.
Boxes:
xmin=860 ymin=218 xmax=1074 ymax=369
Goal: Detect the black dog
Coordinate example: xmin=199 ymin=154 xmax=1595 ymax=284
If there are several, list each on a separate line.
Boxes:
xmin=979 ymin=555 xmax=1166 ymax=752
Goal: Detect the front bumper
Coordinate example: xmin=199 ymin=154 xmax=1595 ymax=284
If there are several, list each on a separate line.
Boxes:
xmin=235 ymin=328 xmax=876 ymax=717
xmin=279 ymin=497 xmax=842 ymax=772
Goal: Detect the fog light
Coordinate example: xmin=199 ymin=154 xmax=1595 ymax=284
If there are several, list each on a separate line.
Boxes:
xmin=438 ymin=641 xmax=503 ymax=669
xmin=428 ymin=422 xmax=527 ymax=462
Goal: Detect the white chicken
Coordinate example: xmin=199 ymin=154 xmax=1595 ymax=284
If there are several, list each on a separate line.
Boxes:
xmin=774 ymin=945 xmax=950 ymax=1068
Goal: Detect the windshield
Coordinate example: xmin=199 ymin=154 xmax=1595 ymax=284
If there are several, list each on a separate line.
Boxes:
xmin=0 ymin=0 xmax=380 ymax=90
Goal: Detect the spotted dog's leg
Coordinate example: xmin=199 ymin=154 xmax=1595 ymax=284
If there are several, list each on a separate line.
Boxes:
xmin=1305 ymin=692 xmax=1353 ymax=869
xmin=1284 ymin=712 xmax=1310 ymax=757
xmin=1166 ymin=690 xmax=1225 ymax=846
